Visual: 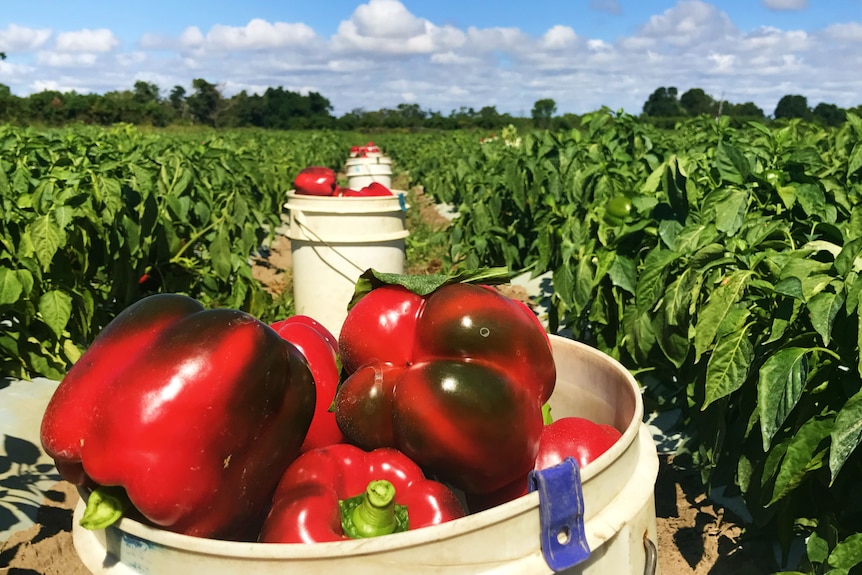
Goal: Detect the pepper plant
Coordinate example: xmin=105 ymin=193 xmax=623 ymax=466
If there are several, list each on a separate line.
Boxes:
xmin=385 ymin=111 xmax=862 ymax=572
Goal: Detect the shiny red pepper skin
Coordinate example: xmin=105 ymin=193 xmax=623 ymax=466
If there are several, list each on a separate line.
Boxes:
xmin=259 ymin=444 xmax=465 ymax=543
xmin=294 ymin=166 xmax=337 ymax=196
xmin=466 ymin=416 xmax=623 ymax=512
xmin=269 ymin=315 xmax=345 ymax=451
xmin=40 ymin=293 xmax=316 ymax=540
xmin=336 ymin=283 xmax=555 ymax=494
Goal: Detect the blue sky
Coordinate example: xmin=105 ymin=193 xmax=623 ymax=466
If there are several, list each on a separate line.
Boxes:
xmin=1 ymin=1 xmax=861 ymax=116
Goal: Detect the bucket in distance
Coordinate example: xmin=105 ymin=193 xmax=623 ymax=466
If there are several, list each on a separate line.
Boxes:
xmin=345 ymin=157 xmax=393 ymax=189
xmin=283 ymin=190 xmax=409 ymax=337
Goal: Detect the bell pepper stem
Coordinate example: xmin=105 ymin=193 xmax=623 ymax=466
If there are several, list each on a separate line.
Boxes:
xmin=80 ymin=486 xmax=130 ymax=530
xmin=340 ymin=479 xmax=409 ymax=539
xmin=542 ymin=403 xmax=554 ymax=425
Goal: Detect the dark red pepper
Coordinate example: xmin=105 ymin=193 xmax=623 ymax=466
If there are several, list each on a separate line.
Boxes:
xmin=466 ymin=410 xmax=622 ymax=512
xmin=294 ymin=166 xmax=337 ymax=196
xmin=259 ymin=444 xmax=465 ymax=543
xmin=269 ymin=315 xmax=345 ymax=451
xmin=336 ymin=276 xmax=555 ymax=494
xmin=40 ymin=293 xmax=316 ymax=540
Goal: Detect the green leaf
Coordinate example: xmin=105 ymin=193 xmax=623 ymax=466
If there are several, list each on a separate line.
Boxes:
xmin=796 ymin=183 xmax=827 ymax=219
xmin=0 ymin=268 xmax=23 ymax=305
xmin=39 ymin=290 xmax=72 ymax=338
xmin=348 ymin=267 xmax=510 ymax=310
xmin=758 ymin=347 xmax=810 ymax=450
xmin=210 ymin=229 xmax=232 ymax=281
xmin=693 ymin=270 xmax=753 ymax=362
xmin=716 ymin=142 xmax=750 ymax=184
xmin=773 ymin=277 xmax=804 ymax=299
xmin=29 ymin=214 xmax=62 ymax=271
xmin=848 ymin=142 xmax=862 ymax=179
xmin=829 ymin=387 xmax=862 ymax=483
xmin=806 ymin=291 xmax=845 ymax=346
xmin=713 ymin=189 xmax=748 ymax=236
xmin=828 ymin=533 xmax=862 ymax=569
xmin=635 ymin=248 xmax=680 ymax=315
xmin=806 ymin=530 xmax=829 ymax=564
xmin=703 ymin=324 xmax=753 ymax=408
xmin=607 ymin=254 xmax=636 ymax=295
xmin=768 ymin=416 xmax=832 ymax=506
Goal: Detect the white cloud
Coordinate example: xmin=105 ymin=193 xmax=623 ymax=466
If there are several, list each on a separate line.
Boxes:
xmin=204 ymin=19 xmax=317 ymax=50
xmin=179 ymin=27 xmax=205 ymax=48
xmin=542 ymin=26 xmax=577 ymax=50
xmin=35 ymin=51 xmax=99 ymax=67
xmin=763 ymin=0 xmax=808 ymax=11
xmin=637 ymin=1 xmax=737 ymax=48
xmin=333 ymin=0 xmax=464 ymax=55
xmin=351 ymin=0 xmax=426 ymax=39
xmin=55 ymin=29 xmax=119 ymax=52
xmin=823 ymin=22 xmax=862 ymax=42
xmin=0 ymin=24 xmax=52 ymax=52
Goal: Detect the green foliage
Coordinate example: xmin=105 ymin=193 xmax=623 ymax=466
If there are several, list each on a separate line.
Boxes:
xmin=382 ymin=111 xmax=862 ymax=573
xmin=0 ymin=124 xmax=352 ymax=379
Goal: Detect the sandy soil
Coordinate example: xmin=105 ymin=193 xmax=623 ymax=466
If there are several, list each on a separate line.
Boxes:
xmin=0 ymin=457 xmax=774 ymax=574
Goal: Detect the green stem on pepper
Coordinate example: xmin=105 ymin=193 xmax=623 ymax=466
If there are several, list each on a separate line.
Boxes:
xmin=542 ymin=403 xmax=554 ymax=425
xmin=80 ymin=486 xmax=131 ymax=530
xmin=340 ymin=480 xmax=409 ymax=539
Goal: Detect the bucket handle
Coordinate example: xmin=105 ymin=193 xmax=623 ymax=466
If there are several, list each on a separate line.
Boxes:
xmin=290 ymin=210 xmax=409 ymax=244
xmin=528 ymin=458 xmax=590 ymax=572
xmin=643 ymin=532 xmax=658 ymax=575
xmin=289 ymin=210 xmax=406 ymax=277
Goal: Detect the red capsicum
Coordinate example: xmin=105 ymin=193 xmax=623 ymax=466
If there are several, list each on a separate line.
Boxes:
xmin=269 ymin=315 xmax=345 ymax=451
xmin=40 ymin=293 xmax=316 ymax=540
xmin=294 ymin=166 xmax=337 ymax=196
xmin=259 ymin=444 xmax=465 ymax=543
xmin=466 ymin=407 xmax=622 ymax=512
xmin=334 ymin=269 xmax=556 ymax=495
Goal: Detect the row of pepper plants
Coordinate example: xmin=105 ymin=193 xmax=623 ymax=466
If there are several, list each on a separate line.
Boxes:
xmin=379 ymin=113 xmax=862 ymax=572
xmin=0 ymin=124 xmax=351 ymax=380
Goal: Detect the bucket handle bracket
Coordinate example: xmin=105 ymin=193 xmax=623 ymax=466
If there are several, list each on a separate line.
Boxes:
xmin=528 ymin=457 xmax=590 ymax=572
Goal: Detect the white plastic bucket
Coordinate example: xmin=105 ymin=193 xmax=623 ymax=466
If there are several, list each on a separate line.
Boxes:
xmin=71 ymin=335 xmax=659 ymax=574
xmin=283 ymin=190 xmax=409 ymax=337
xmin=345 ymin=156 xmax=393 ymax=189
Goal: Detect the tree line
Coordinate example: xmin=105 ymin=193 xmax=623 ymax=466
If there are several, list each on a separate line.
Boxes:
xmin=641 ymin=86 xmax=858 ymax=128
xmin=0 ymin=77 xmax=859 ymax=131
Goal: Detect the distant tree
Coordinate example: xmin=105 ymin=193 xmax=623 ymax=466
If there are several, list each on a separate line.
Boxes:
xmin=0 ymin=52 xmax=5 ymax=60
xmin=812 ymin=102 xmax=846 ymax=127
xmin=643 ymin=87 xmax=682 ymax=117
xmin=531 ymin=98 xmax=557 ymax=129
xmin=726 ymin=101 xmax=765 ymax=119
xmin=187 ymin=79 xmax=221 ymax=126
xmin=679 ymin=88 xmax=716 ymax=117
xmin=774 ymin=94 xmax=810 ymax=120
xmin=133 ymin=81 xmax=160 ymax=104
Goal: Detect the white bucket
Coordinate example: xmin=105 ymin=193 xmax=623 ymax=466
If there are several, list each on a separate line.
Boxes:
xmin=283 ymin=190 xmax=408 ymax=337
xmin=345 ymin=156 xmax=393 ymax=189
xmin=71 ymin=335 xmax=659 ymax=574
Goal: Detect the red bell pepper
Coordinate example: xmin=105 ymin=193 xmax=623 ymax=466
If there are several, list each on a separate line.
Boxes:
xmin=269 ymin=315 xmax=345 ymax=451
xmin=294 ymin=166 xmax=337 ymax=196
xmin=358 ymin=182 xmax=394 ymax=196
xmin=465 ymin=408 xmax=622 ymax=512
xmin=335 ymin=269 xmax=556 ymax=495
xmin=40 ymin=293 xmax=316 ymax=540
xmin=259 ymin=444 xmax=465 ymax=543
